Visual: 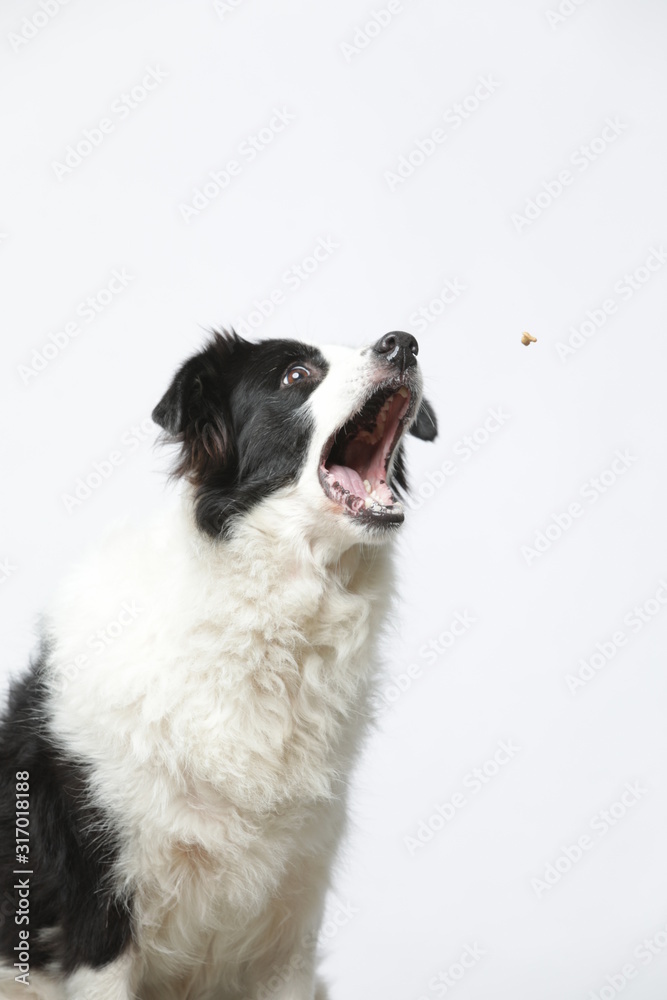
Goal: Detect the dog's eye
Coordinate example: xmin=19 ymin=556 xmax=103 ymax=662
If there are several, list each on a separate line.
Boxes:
xmin=282 ymin=365 xmax=310 ymax=386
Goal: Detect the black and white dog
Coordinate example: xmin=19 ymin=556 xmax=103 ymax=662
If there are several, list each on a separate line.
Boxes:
xmin=0 ymin=330 xmax=436 ymax=1000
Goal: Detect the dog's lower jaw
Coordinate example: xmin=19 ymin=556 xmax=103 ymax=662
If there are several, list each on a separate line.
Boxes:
xmin=186 ymin=445 xmax=405 ymax=557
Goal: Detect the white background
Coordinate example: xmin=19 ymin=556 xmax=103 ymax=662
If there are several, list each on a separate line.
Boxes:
xmin=2 ymin=1 xmax=667 ymax=997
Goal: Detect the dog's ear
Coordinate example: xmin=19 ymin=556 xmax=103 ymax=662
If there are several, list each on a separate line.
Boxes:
xmin=152 ymin=331 xmax=247 ymax=483
xmin=409 ymin=397 xmax=438 ymax=441
xmin=152 ymin=366 xmax=192 ymax=435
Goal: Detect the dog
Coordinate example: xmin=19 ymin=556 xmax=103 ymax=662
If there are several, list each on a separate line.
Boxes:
xmin=0 ymin=329 xmax=437 ymax=1000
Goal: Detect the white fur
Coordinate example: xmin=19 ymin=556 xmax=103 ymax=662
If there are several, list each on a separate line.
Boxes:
xmin=1 ymin=343 xmax=421 ymax=1000
xmin=64 ymin=955 xmax=134 ymax=999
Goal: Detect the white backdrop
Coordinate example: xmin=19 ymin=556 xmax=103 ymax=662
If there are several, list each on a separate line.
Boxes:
xmin=2 ymin=0 xmax=667 ymax=997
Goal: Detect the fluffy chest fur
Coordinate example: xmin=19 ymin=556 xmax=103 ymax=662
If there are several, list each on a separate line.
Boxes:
xmin=44 ymin=496 xmax=392 ymax=987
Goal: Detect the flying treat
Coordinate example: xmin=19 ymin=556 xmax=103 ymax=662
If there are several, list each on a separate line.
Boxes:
xmin=521 ymin=331 xmax=537 ymax=346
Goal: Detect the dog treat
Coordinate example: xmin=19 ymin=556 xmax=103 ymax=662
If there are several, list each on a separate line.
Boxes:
xmin=521 ymin=331 xmax=537 ymax=346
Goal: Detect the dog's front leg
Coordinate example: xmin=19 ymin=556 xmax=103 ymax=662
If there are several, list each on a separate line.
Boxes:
xmin=64 ymin=953 xmax=135 ymax=1000
xmin=259 ymin=976 xmax=330 ymax=1000
xmin=245 ymin=967 xmax=326 ymax=1000
xmin=245 ymin=930 xmax=328 ymax=1000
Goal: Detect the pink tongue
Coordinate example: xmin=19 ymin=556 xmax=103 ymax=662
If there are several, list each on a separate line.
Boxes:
xmin=328 ymin=463 xmax=366 ymax=497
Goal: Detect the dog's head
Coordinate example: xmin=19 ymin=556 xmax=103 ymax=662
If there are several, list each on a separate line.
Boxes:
xmin=153 ymin=330 xmax=437 ymax=545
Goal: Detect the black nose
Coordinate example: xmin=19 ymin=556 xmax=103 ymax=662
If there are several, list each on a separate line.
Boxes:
xmin=372 ymin=331 xmax=419 ymax=372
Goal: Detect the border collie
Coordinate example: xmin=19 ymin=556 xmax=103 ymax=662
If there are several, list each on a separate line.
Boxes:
xmin=0 ymin=330 xmax=436 ymax=1000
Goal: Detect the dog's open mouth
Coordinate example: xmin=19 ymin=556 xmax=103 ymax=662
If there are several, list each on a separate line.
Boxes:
xmin=319 ymin=382 xmax=412 ymax=524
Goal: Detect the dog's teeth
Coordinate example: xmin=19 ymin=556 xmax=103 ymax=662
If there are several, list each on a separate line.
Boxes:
xmin=363 ymin=479 xmax=371 ymax=494
xmin=398 ymin=387 xmax=409 ymax=398
xmin=364 ymin=496 xmax=373 ymax=508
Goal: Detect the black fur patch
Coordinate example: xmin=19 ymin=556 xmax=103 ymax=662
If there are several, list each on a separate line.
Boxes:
xmin=409 ymin=397 xmax=438 ymax=442
xmin=153 ymin=330 xmax=330 ymax=537
xmin=394 ymin=400 xmax=438 ymax=495
xmin=0 ymin=649 xmax=133 ymax=974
